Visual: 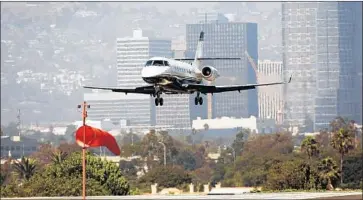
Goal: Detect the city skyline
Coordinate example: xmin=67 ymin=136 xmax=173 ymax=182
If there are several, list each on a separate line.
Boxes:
xmin=1 ymin=2 xmax=362 ymax=133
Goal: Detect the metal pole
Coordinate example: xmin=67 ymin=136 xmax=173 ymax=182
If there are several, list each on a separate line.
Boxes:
xmin=159 ymin=142 xmax=166 ymax=166
xmin=81 ymin=101 xmax=87 ymax=200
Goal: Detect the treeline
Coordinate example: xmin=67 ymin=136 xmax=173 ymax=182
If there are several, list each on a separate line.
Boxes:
xmin=118 ymin=117 xmax=362 ymax=192
xmin=1 ymin=117 xmax=362 ymax=197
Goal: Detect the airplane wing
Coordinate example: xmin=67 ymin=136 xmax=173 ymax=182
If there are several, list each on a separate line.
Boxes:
xmin=83 ymin=85 xmax=155 ymax=95
xmin=183 ymin=76 xmax=292 ymax=94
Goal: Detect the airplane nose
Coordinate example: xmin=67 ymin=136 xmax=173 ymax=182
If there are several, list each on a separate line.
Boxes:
xmin=141 ymin=66 xmax=169 ymax=78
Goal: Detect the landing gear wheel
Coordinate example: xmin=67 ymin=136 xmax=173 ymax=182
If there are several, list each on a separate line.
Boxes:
xmin=155 ymin=98 xmax=159 ymax=106
xmin=199 ymin=97 xmax=203 ymax=105
xmin=195 ymin=97 xmax=198 ymax=105
xmin=159 ymin=98 xmax=164 ymax=106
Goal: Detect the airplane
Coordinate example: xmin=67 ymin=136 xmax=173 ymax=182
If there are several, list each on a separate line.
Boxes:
xmin=84 ymin=31 xmax=292 ymax=106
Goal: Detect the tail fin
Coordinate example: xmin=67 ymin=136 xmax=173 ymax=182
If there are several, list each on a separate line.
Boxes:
xmin=174 ymin=31 xmax=241 ymax=68
xmin=192 ymin=31 xmax=204 ymax=70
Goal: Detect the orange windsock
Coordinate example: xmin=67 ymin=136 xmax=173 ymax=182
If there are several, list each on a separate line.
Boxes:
xmin=75 ymin=125 xmax=120 ymax=156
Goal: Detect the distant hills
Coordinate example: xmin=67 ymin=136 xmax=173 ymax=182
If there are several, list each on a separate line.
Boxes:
xmin=1 ymin=2 xmax=282 ymax=125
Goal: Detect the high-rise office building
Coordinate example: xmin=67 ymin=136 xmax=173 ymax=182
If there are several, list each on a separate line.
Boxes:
xmin=155 ymin=37 xmax=193 ymax=131
xmin=257 ymin=60 xmax=284 ymax=124
xmin=353 ymin=4 xmax=362 ymax=124
xmin=186 ymin=19 xmax=258 ymax=120
xmin=116 ymin=29 xmax=171 ymax=126
xmin=83 ymin=92 xmax=151 ymax=125
xmin=282 ymin=2 xmax=362 ymax=131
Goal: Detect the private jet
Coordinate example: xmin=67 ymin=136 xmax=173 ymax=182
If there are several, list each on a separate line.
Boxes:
xmin=84 ymin=31 xmax=292 ymax=106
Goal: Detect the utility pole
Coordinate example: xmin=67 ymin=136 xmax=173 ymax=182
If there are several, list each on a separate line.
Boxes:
xmin=77 ymin=101 xmax=90 ymax=200
xmin=158 ymin=141 xmax=166 ymax=166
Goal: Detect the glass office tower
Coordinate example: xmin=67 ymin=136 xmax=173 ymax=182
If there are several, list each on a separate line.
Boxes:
xmin=282 ymin=2 xmax=362 ymax=131
xmin=186 ymin=21 xmax=259 ymax=120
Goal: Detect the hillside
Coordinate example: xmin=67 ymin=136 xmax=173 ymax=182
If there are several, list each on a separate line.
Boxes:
xmin=1 ymin=2 xmax=282 ymax=125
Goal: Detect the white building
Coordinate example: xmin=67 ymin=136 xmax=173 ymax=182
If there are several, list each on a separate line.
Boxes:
xmin=192 ymin=116 xmax=276 ymax=134
xmin=83 ymin=92 xmax=152 ymax=126
xmin=257 ymin=60 xmax=284 ymax=124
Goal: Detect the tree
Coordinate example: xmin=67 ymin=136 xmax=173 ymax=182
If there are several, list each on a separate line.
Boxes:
xmin=138 ymin=165 xmax=192 ymax=189
xmin=317 ymin=157 xmax=340 ymax=190
xmin=341 ymin=151 xmax=362 ymax=189
xmin=119 ymin=159 xmax=139 ymax=181
xmin=301 ymin=136 xmax=320 ymax=160
xmin=12 ymin=156 xmax=37 ymax=181
xmin=175 ymin=150 xmax=197 ymax=171
xmin=264 ymin=158 xmax=321 ymax=191
xmin=330 ymin=127 xmax=355 ymax=185
xmin=232 ymin=128 xmax=250 ymax=156
xmin=50 ymin=150 xmax=67 ymax=165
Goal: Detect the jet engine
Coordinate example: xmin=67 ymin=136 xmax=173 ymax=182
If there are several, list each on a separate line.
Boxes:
xmin=201 ymin=66 xmax=219 ymax=81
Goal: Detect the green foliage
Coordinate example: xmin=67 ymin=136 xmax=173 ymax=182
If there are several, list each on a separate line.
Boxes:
xmin=317 ymin=157 xmax=340 ymax=189
xmin=138 ymin=165 xmax=192 ymax=189
xmin=264 ymin=158 xmax=319 ymax=190
xmin=20 ymin=174 xmax=110 ymax=197
xmin=130 ymin=187 xmax=141 ymax=195
xmin=1 ymin=151 xmax=130 ymax=197
xmin=231 ymin=128 xmax=249 ymax=156
xmin=341 ymin=152 xmax=362 ymax=189
xmin=331 ymin=128 xmax=355 ymax=156
xmin=50 ymin=150 xmax=68 ymax=165
xmin=0 ymin=172 xmax=5 ymax=186
xmin=301 ymin=136 xmax=320 ymax=159
xmin=2 ymin=117 xmax=362 ymax=196
xmin=330 ymin=117 xmax=356 ymax=185
xmin=191 ymin=165 xmax=213 ymax=185
xmin=46 ymin=151 xmax=130 ymax=195
xmin=174 ymin=150 xmax=197 ymax=171
xmin=13 ymin=156 xmax=37 ymax=181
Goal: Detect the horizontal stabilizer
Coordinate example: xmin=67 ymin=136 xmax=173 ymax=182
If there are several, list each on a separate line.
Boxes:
xmin=175 ymin=57 xmax=241 ymax=61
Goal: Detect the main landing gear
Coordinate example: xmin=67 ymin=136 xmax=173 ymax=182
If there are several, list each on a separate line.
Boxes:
xmin=194 ymin=92 xmax=203 ymax=105
xmin=154 ymin=93 xmax=164 ymax=106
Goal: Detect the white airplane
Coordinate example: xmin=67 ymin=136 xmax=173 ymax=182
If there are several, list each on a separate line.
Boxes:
xmin=84 ymin=31 xmax=292 ymax=106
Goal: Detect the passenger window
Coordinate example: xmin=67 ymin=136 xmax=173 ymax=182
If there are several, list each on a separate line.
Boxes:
xmin=164 ymin=61 xmax=170 ymax=66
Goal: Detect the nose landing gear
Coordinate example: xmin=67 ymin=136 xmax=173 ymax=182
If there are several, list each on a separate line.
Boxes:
xmin=194 ymin=92 xmax=203 ymax=105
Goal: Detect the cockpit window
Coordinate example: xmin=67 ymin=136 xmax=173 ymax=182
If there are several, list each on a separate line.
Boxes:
xmin=152 ymin=60 xmax=164 ymax=66
xmin=145 ymin=60 xmax=170 ymax=67
xmin=145 ymin=60 xmax=153 ymax=66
